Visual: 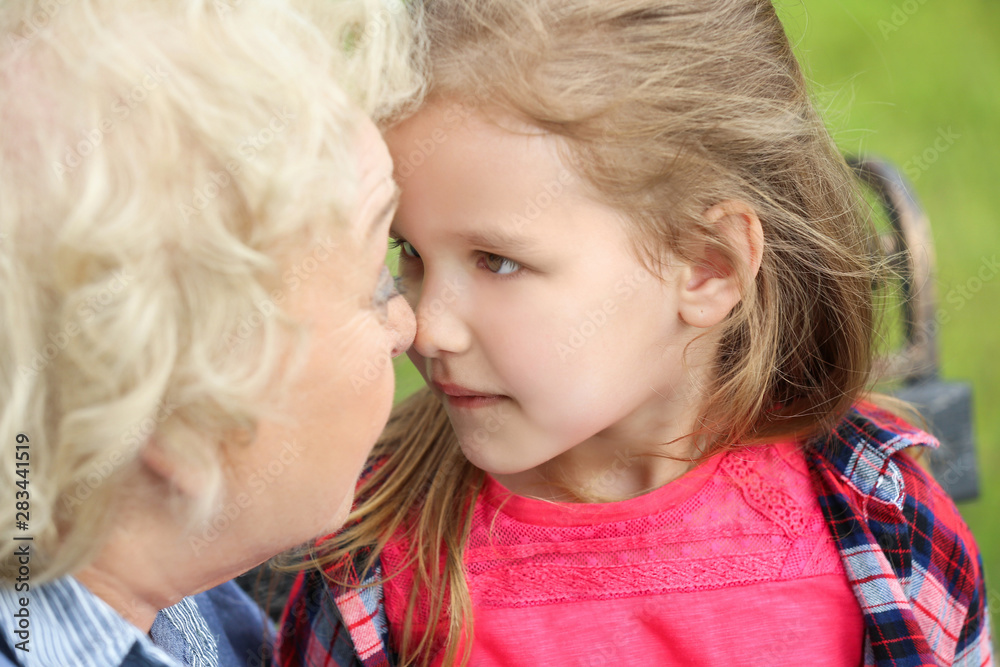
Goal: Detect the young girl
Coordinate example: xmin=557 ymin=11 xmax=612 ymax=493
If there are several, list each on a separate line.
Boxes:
xmin=277 ymin=1 xmax=992 ymax=665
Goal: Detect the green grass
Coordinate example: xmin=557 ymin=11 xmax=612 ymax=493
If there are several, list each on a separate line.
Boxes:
xmin=392 ymin=0 xmax=1000 ymax=634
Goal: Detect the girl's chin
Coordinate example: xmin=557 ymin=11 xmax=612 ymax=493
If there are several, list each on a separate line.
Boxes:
xmin=456 ymin=440 xmax=540 ymax=478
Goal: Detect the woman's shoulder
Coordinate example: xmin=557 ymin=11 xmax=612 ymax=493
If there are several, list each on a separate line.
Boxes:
xmin=0 ymin=635 xmax=16 ymax=666
xmin=188 ymin=581 xmax=272 ymax=665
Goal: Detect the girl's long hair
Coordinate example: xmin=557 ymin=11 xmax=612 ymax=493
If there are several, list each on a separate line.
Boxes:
xmin=313 ymin=1 xmax=880 ymax=664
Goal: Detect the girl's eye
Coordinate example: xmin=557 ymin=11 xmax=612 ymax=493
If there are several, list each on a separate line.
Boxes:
xmin=482 ymin=253 xmax=521 ymax=275
xmin=372 ymin=266 xmax=401 ymax=314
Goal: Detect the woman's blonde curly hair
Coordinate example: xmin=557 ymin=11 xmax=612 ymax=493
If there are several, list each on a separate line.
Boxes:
xmin=0 ymin=0 xmax=423 ymax=584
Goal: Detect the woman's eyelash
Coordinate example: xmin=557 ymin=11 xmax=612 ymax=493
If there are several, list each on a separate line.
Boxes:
xmin=389 ymin=237 xmax=420 ymax=259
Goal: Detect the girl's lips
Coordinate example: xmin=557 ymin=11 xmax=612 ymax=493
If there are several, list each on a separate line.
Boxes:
xmin=444 ymin=394 xmax=505 ymax=409
xmin=432 ymin=381 xmax=506 ymax=409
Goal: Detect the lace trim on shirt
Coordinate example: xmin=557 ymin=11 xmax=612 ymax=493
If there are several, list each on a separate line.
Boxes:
xmin=719 ymin=449 xmax=808 ymax=539
xmin=468 ymin=550 xmax=787 ymax=608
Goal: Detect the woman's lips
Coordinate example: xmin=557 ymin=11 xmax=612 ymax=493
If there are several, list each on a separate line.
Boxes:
xmin=432 ymin=381 xmax=505 ymax=409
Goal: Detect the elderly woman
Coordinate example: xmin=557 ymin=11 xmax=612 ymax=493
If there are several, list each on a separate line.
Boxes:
xmin=0 ymin=0 xmax=419 ymax=664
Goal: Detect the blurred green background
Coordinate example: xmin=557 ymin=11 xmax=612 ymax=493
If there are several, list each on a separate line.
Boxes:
xmin=391 ymin=0 xmax=1000 ymax=636
xmin=780 ymin=0 xmax=1000 ymax=639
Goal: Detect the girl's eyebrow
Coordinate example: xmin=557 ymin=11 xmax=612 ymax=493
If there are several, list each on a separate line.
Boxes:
xmin=457 ymin=228 xmax=534 ymax=253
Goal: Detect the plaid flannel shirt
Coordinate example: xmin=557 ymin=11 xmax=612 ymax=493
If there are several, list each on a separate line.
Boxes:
xmin=276 ymin=404 xmax=993 ymax=667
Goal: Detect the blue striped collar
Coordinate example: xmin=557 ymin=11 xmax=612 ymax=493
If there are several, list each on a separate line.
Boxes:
xmin=0 ymin=575 xmax=219 ymax=666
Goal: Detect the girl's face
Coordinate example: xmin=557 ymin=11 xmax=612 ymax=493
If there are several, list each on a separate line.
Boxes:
xmin=387 ymin=102 xmax=712 ymax=495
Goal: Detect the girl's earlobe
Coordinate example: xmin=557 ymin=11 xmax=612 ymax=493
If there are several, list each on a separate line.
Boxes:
xmin=678 ymin=201 xmax=763 ymax=329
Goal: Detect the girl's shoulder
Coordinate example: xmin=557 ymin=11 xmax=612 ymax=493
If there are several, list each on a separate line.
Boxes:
xmin=806 ymin=400 xmax=970 ymax=551
xmin=808 ymin=401 xmax=941 ymax=500
xmin=276 ymin=552 xmax=390 ymax=667
xmin=807 ymin=402 xmax=992 ymax=665
xmin=274 ymin=456 xmax=397 ymax=667
xmin=820 ymin=400 xmax=939 ymax=453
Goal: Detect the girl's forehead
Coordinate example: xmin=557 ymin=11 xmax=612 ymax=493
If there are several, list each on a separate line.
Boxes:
xmin=388 ymin=106 xmax=574 ymax=205
xmin=385 ymin=98 xmax=668 ymax=259
xmin=389 ymin=99 xmax=553 ymax=154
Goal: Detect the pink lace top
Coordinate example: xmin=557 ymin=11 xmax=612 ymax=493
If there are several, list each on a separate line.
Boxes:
xmin=381 ymin=443 xmax=864 ymax=665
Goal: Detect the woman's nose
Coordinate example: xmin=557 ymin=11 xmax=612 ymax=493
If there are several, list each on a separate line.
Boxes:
xmin=387 ymin=293 xmax=416 ymax=358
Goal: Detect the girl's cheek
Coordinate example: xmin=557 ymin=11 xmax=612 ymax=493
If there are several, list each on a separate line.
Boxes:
xmin=502 ymin=330 xmax=561 ymax=384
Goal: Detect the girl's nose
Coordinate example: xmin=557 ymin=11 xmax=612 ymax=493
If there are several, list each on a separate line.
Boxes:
xmin=411 ymin=277 xmax=472 ymax=358
xmin=387 ymin=293 xmax=416 ymax=358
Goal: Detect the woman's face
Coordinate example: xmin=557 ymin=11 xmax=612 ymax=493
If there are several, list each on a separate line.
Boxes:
xmin=218 ymin=118 xmax=414 ymax=559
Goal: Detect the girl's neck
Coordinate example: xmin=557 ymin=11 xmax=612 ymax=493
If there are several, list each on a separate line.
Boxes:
xmin=490 ymin=357 xmax=712 ymax=502
xmin=492 ymin=422 xmax=702 ymax=503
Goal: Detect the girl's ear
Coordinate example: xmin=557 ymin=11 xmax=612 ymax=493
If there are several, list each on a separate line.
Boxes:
xmin=678 ymin=200 xmax=763 ymax=329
